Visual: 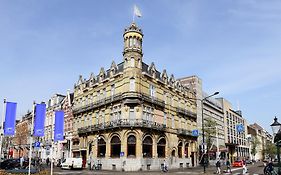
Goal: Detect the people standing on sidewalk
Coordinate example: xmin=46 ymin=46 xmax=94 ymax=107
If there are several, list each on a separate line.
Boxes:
xmin=242 ymin=158 xmax=248 ymax=174
xmin=226 ymin=159 xmax=232 ymax=173
xmin=216 ymin=159 xmax=221 ymax=174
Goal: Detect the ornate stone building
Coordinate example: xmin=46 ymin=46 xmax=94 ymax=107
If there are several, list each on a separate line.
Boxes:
xmin=72 ymin=23 xmax=198 ymax=171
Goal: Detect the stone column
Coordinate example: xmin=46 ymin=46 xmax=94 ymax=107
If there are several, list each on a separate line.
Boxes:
xmin=105 ymin=134 xmax=111 ymax=158
xmin=136 ymin=130 xmax=143 ymax=158
xmin=153 ymin=135 xmax=157 ymax=158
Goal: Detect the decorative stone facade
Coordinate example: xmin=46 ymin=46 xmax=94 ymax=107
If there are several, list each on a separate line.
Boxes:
xmin=72 ymin=23 xmax=198 ymax=171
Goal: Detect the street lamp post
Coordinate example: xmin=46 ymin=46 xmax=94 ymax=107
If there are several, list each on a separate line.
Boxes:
xmin=271 ymin=116 xmax=281 ymax=175
xmin=201 ymin=92 xmax=219 ymax=173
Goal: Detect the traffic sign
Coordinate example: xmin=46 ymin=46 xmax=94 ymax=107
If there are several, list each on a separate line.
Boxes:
xmin=236 ymin=124 xmax=244 ymax=133
xmin=192 ymin=129 xmax=199 ymax=137
xmin=34 ymin=141 xmax=40 ymax=148
xmin=120 ymin=152 xmax=124 ymax=157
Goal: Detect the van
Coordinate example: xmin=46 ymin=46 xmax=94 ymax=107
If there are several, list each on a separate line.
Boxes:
xmin=61 ymin=158 xmax=83 ymax=169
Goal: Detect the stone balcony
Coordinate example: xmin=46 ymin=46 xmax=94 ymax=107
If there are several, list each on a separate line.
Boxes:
xmin=77 ymin=119 xmax=167 ymax=135
xmin=73 ymin=92 xmax=165 ymax=114
xmin=176 ymin=107 xmax=197 ymax=119
xmin=176 ymin=128 xmax=195 ymax=137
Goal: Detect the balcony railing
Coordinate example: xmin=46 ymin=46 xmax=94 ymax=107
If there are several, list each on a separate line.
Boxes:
xmin=73 ymin=92 xmax=165 ymax=114
xmin=177 ymin=128 xmax=194 ymax=137
xmin=176 ymin=107 xmax=197 ymax=119
xmin=72 ymin=144 xmax=79 ymax=151
xmin=78 ymin=119 xmax=166 ymax=135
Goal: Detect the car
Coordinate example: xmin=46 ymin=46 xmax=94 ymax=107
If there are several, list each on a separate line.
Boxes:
xmin=61 ymin=158 xmax=83 ymax=170
xmin=0 ymin=159 xmax=20 ymax=170
xmin=232 ymin=160 xmax=243 ymax=167
xmin=246 ymin=159 xmax=252 ymax=164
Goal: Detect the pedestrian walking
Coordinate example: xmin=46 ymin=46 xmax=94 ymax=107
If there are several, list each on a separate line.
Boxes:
xmin=216 ymin=160 xmax=221 ymax=174
xmin=226 ymin=159 xmax=232 ymax=173
xmin=242 ymin=158 xmax=248 ymax=174
xmin=46 ymin=157 xmax=49 ymax=166
xmin=20 ymin=156 xmax=24 ymax=168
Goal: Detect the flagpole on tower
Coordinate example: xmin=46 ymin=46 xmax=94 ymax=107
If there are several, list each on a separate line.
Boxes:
xmin=133 ymin=6 xmax=135 ymax=23
xmin=133 ymin=5 xmax=142 ymax=23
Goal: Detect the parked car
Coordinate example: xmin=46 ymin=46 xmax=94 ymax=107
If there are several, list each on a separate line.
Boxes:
xmin=61 ymin=158 xmax=83 ymax=170
xmin=246 ymin=159 xmax=252 ymax=164
xmin=0 ymin=159 xmax=20 ymax=170
xmin=232 ymin=160 xmax=243 ymax=167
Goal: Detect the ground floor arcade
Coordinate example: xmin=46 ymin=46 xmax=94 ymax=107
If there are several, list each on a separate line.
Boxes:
xmin=73 ymin=128 xmax=198 ymax=171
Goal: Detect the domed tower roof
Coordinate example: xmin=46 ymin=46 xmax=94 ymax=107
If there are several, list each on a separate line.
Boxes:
xmin=123 ymin=22 xmax=143 ymax=37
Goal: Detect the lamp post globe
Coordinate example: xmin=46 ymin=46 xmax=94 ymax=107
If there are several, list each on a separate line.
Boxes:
xmin=270 ymin=116 xmax=281 ymax=175
xmin=271 ymin=116 xmax=281 ymax=135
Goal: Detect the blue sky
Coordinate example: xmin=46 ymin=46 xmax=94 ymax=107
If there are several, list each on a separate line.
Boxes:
xmin=1 ymin=0 xmax=281 ymax=132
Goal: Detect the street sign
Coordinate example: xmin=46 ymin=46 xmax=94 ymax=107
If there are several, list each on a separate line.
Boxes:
xmin=120 ymin=152 xmax=124 ymax=157
xmin=34 ymin=141 xmax=40 ymax=148
xmin=192 ymin=129 xmax=199 ymax=137
xmin=236 ymin=124 xmax=244 ymax=133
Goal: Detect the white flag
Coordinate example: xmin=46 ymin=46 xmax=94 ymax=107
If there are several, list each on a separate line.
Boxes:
xmin=134 ymin=5 xmax=142 ymax=17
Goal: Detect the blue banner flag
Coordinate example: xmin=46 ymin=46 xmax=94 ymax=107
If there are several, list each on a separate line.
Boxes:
xmin=4 ymin=102 xmax=17 ymax=136
xmin=54 ymin=111 xmax=64 ymax=142
xmin=33 ymin=103 xmax=46 ymax=137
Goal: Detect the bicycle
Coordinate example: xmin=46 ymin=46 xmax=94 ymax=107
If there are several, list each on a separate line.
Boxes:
xmin=264 ymin=165 xmax=278 ymax=175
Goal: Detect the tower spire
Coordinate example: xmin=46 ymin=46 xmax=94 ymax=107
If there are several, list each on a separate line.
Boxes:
xmin=123 ymin=23 xmax=143 ymax=69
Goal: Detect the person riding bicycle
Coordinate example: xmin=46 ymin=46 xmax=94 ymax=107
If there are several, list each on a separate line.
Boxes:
xmin=264 ymin=161 xmax=275 ymax=175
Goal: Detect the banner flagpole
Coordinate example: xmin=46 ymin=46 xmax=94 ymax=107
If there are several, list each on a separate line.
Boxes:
xmin=50 ymin=110 xmax=54 ymax=175
xmin=28 ymin=101 xmax=36 ymax=175
xmin=0 ymin=98 xmax=7 ymax=159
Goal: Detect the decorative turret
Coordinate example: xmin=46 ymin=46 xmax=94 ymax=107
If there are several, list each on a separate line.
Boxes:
xmin=123 ymin=23 xmax=143 ymax=69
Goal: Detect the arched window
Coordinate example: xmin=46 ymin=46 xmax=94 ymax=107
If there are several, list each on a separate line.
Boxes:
xmin=110 ymin=136 xmax=121 ymax=158
xmin=172 ymin=150 xmax=176 ymax=157
xmin=185 ymin=143 xmax=189 ymax=158
xmin=157 ymin=138 xmax=166 ymax=158
xmin=97 ymin=138 xmax=106 ymax=157
xmin=178 ymin=142 xmax=183 ymax=158
xmin=127 ymin=135 xmax=136 ymax=157
xmin=143 ymin=136 xmax=153 ymax=158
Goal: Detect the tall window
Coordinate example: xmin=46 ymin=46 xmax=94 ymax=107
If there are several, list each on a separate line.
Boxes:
xmin=110 ymin=136 xmax=121 ymax=158
xmin=164 ymin=112 xmax=167 ymax=125
xmin=111 ymin=84 xmax=115 ymax=97
xmin=127 ymin=135 xmax=136 ymax=157
xmin=129 ymin=107 xmax=135 ymax=120
xmin=172 ymin=115 xmax=175 ymax=128
xmin=100 ymin=110 xmax=105 ymax=127
xmin=95 ymin=112 xmax=99 ymax=125
xmin=178 ymin=142 xmax=183 ymax=158
xmin=97 ymin=91 xmax=100 ymax=101
xmin=130 ymin=78 xmax=135 ymax=91
xmin=185 ymin=143 xmax=189 ymax=158
xmin=103 ymin=88 xmax=106 ymax=99
xmin=143 ymin=106 xmax=154 ymax=122
xmin=129 ymin=38 xmax=133 ymax=47
xmin=143 ymin=136 xmax=153 ymax=158
xmin=97 ymin=138 xmax=106 ymax=157
xmin=149 ymin=84 xmax=155 ymax=97
xmin=157 ymin=138 xmax=166 ymax=158
xmin=130 ymin=58 xmax=135 ymax=67
xmin=164 ymin=92 xmax=167 ymax=104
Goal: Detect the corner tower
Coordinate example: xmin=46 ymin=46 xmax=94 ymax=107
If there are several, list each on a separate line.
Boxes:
xmin=123 ymin=23 xmax=143 ymax=69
